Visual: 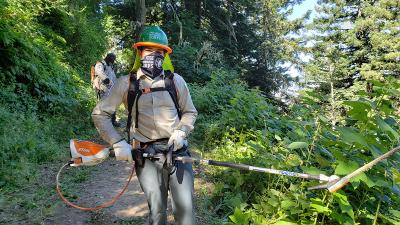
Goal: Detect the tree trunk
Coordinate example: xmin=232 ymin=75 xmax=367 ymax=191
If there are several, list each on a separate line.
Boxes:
xmin=184 ymin=0 xmax=201 ymax=28
xmin=329 ymin=65 xmax=336 ymax=129
xmin=135 ymin=0 xmax=146 ymax=41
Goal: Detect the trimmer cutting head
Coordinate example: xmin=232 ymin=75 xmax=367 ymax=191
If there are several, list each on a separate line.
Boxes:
xmin=307 ymin=175 xmax=341 ymax=191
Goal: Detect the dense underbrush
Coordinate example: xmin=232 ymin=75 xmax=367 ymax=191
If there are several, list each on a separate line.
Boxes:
xmin=191 ymin=73 xmax=400 ymax=224
xmin=0 ymin=0 xmax=105 ymax=197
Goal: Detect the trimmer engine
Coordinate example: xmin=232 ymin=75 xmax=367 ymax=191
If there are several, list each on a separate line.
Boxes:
xmin=69 ymin=139 xmax=110 ymax=166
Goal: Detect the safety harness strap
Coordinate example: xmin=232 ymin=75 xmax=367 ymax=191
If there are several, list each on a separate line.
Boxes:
xmin=126 ymin=71 xmax=181 ymax=141
xmin=164 ymin=73 xmax=182 ymax=120
xmin=127 ymin=73 xmax=140 ymax=141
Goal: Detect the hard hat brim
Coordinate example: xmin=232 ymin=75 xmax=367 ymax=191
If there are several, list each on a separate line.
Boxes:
xmin=133 ymin=42 xmax=173 ymax=54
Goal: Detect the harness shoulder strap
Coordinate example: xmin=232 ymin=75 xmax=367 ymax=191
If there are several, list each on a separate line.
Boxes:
xmin=164 ymin=71 xmax=182 ymax=119
xmin=127 ymin=71 xmax=182 ymax=140
xmin=126 ymin=73 xmax=140 ymax=141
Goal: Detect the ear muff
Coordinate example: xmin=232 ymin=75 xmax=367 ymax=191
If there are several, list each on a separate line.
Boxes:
xmin=131 ymin=51 xmax=174 ymax=73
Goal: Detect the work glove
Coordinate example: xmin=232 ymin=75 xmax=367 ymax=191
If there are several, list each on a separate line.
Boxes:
xmin=112 ymin=140 xmax=133 ymax=162
xmin=168 ymin=130 xmax=187 ymax=151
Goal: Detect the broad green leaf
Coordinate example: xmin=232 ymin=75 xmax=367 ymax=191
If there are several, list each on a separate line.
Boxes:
xmin=376 ymin=117 xmax=400 ymax=141
xmin=301 ymin=166 xmax=325 ymax=175
xmin=374 ymin=178 xmax=392 ymax=188
xmin=393 ymin=168 xmax=400 ymax=184
xmin=384 ymin=117 xmax=399 ymax=127
xmin=343 ymin=100 xmax=372 ymax=110
xmin=333 ymin=192 xmax=354 ymax=219
xmin=335 ymin=161 xmax=359 ymax=175
xmin=229 ymin=208 xmax=250 ymax=224
xmin=288 ymin=142 xmax=308 ymax=149
xmin=281 ymin=200 xmax=296 ymax=209
xmin=268 ymin=196 xmax=279 ymax=207
xmin=318 ymin=115 xmax=329 ymax=123
xmin=315 ymin=154 xmax=332 ymax=167
xmin=378 ymin=100 xmax=395 ymax=115
xmin=310 ymin=198 xmax=331 ymax=214
xmin=389 ymin=209 xmax=400 ymax=219
xmin=310 ymin=203 xmax=331 ymax=214
xmin=331 ymin=212 xmax=356 ymax=225
xmin=269 ymin=189 xmax=282 ymax=197
xmin=368 ymin=144 xmax=384 ymax=159
xmin=337 ymin=127 xmax=369 ymax=147
xmin=336 ymin=161 xmax=375 ymax=187
xmin=286 ymin=154 xmax=303 ymax=166
xmin=353 ymin=173 xmax=375 ymax=187
xmin=316 ymin=147 xmax=334 ymax=159
xmin=379 ymin=213 xmax=400 ymax=224
xmin=294 ymin=128 xmax=306 ymax=137
xmin=316 ymin=147 xmax=335 ymax=162
xmin=343 ymin=100 xmax=371 ymax=121
xmin=226 ymin=193 xmax=243 ymax=209
xmin=246 ymin=141 xmax=264 ymax=152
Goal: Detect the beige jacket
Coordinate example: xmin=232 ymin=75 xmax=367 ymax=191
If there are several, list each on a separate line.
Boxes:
xmin=92 ymin=69 xmax=198 ymax=145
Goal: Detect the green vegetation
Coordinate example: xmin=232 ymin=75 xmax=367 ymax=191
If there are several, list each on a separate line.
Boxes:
xmin=194 ymin=76 xmax=400 ymax=224
xmin=1 ymin=0 xmax=399 ymax=224
xmin=0 ymin=0 xmax=104 ymax=222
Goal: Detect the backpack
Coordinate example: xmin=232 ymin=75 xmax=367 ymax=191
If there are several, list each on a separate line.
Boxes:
xmin=90 ymin=61 xmax=106 ymax=89
xmin=126 ymin=71 xmax=182 ymax=141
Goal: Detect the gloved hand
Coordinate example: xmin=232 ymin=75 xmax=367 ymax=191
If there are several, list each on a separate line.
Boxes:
xmin=112 ymin=140 xmax=133 ymax=162
xmin=168 ymin=130 xmax=186 ymax=151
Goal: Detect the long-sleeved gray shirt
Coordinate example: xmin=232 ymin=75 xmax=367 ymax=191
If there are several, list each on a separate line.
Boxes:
xmin=92 ymin=69 xmax=198 ymax=145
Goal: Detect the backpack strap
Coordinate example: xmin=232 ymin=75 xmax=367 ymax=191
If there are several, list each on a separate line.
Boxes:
xmin=126 ymin=72 xmax=140 ymax=141
xmin=164 ymin=71 xmax=182 ymax=119
xmin=126 ymin=71 xmax=182 ymax=141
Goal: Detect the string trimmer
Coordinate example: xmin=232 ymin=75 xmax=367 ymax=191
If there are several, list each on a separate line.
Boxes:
xmin=57 ymin=139 xmax=399 ymax=210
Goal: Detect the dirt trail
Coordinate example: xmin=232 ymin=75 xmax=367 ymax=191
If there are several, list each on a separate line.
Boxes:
xmin=45 ymin=159 xmax=178 ymax=225
xmin=1 ymin=147 xmax=214 ymax=225
xmin=1 ymin=116 xmax=215 ymax=225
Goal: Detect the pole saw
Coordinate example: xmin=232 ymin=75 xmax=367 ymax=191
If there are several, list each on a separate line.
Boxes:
xmin=57 ymin=139 xmax=399 ymax=210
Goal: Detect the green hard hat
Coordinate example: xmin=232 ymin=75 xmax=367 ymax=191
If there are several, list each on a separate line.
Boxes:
xmin=133 ymin=26 xmax=172 ymax=53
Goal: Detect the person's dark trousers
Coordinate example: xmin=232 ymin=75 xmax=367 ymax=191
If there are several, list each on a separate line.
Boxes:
xmin=135 ymin=144 xmax=195 ymax=225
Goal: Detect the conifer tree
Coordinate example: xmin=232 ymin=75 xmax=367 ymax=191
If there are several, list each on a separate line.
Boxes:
xmin=306 ymin=0 xmax=399 ymax=86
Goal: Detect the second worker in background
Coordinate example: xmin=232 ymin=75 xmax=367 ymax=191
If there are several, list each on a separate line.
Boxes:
xmin=92 ymin=53 xmax=120 ymax=127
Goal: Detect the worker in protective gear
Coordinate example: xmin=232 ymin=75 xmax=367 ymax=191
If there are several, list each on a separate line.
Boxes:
xmin=93 ymin=53 xmax=120 ymax=127
xmin=92 ymin=26 xmax=197 ymax=225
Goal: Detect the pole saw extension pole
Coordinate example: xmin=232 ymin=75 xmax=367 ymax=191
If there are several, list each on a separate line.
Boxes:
xmin=174 ymin=156 xmax=339 ymax=183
